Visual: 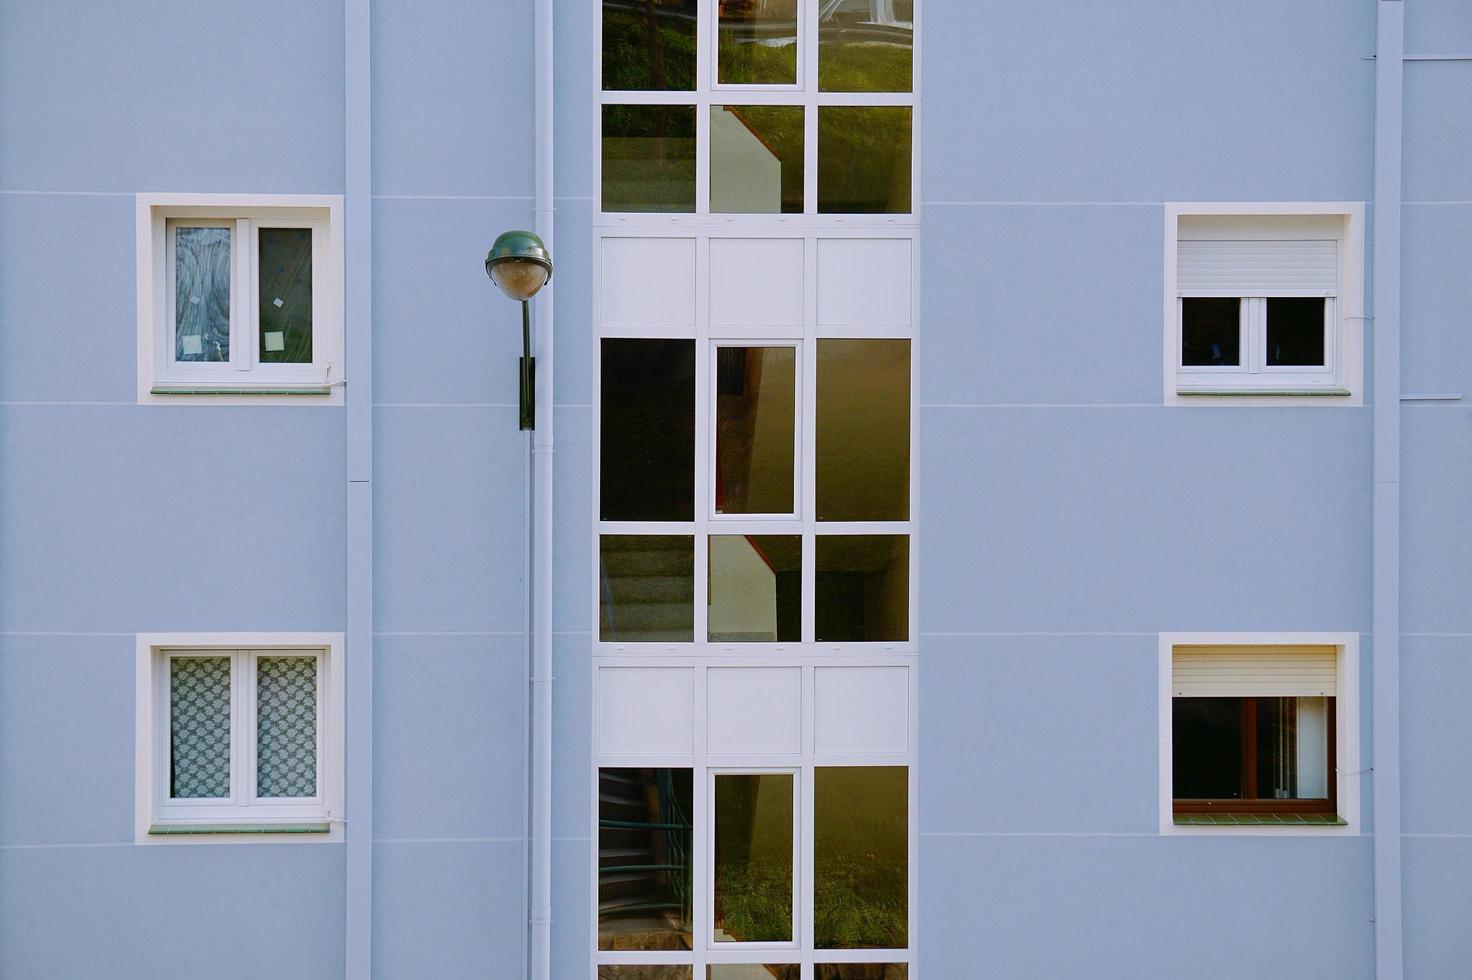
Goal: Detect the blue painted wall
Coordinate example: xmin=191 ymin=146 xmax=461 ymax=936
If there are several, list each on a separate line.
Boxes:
xmin=0 ymin=0 xmax=1466 ymax=977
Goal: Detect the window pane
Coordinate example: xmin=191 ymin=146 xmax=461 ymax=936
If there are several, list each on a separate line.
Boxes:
xmin=256 ymin=656 xmax=318 ymax=799
xmin=602 ymin=340 xmax=696 ymax=521
xmin=599 ymin=768 xmax=693 ymax=951
xmin=711 ymin=106 xmax=804 ymax=214
xmin=717 ymin=346 xmax=796 ymax=512
xmin=814 ymin=767 xmax=908 ymax=950
xmin=1266 ymin=297 xmax=1326 ymax=366
xmin=718 ymin=0 xmax=798 ymax=84
xmin=1180 ymin=298 xmax=1240 ymax=366
xmin=818 ymin=1 xmax=913 ymax=92
xmin=816 ymin=967 xmax=908 ymax=980
xmin=174 ymin=226 xmax=231 ymax=362
xmin=709 ymin=535 xmax=800 ymax=642
xmin=258 ymin=228 xmax=313 ymax=364
xmin=817 ymin=107 xmax=911 ymax=213
xmin=1172 ymin=698 xmax=1243 ymax=799
xmin=711 ymin=968 xmax=798 ymax=980
xmin=601 ymin=536 xmax=695 ymax=642
xmin=170 ymin=656 xmax=231 ymax=799
xmin=715 ymin=773 xmax=794 ymax=943
xmin=602 ymin=0 xmax=696 ymax=91
xmin=816 ymin=340 xmax=909 ymax=522
xmin=601 ymin=969 xmax=693 ymax=980
xmin=1256 ymin=696 xmax=1331 ymax=799
xmin=604 ymin=105 xmax=697 ymax=212
xmin=816 ymin=536 xmax=908 ymax=642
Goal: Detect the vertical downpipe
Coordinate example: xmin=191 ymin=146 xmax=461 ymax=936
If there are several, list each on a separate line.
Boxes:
xmin=343 ymin=0 xmax=375 ymax=976
xmin=1371 ymin=2 xmax=1404 ymax=976
xmin=529 ymin=0 xmax=556 ymax=977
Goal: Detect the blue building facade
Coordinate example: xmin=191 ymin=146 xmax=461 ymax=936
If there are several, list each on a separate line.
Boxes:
xmin=0 ymin=1 xmax=1467 ymax=977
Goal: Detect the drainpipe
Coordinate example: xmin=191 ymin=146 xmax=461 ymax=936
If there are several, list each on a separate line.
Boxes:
xmin=529 ymin=0 xmax=555 ymax=977
xmin=1371 ymin=2 xmax=1403 ymax=976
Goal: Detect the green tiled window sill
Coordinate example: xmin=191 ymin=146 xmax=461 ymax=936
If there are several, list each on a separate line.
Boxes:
xmin=149 ymin=823 xmax=331 ymax=836
xmin=1174 ymin=813 xmax=1347 ymax=827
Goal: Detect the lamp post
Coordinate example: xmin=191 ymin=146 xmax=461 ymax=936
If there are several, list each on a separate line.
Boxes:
xmin=485 ymin=230 xmax=554 ymax=430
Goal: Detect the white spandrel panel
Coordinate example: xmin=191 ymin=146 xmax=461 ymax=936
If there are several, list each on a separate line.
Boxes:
xmin=597 ymin=666 xmax=694 ymax=756
xmin=709 ymin=238 xmax=804 ymax=328
xmin=814 ymin=665 xmax=909 ymax=755
xmin=706 ymin=666 xmax=802 ymax=755
xmin=600 ymin=237 xmax=697 ymax=328
xmin=815 ymin=238 xmax=912 ymax=328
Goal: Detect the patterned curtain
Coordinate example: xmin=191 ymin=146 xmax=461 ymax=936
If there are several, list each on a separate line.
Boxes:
xmin=170 ymin=657 xmax=231 ymax=798
xmin=256 ymin=657 xmax=318 ymax=798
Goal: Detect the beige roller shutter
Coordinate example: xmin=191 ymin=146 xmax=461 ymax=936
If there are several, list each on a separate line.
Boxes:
xmin=1171 ymin=645 xmax=1337 ymax=698
xmin=1177 ymin=239 xmax=1339 ymax=294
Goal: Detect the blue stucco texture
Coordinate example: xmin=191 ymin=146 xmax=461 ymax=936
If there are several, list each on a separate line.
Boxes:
xmin=0 ymin=0 xmax=344 ymax=194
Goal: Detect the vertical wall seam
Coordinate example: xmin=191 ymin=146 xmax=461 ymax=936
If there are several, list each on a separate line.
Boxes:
xmin=344 ymin=0 xmax=374 ymax=976
xmin=1371 ymin=2 xmax=1404 ymax=976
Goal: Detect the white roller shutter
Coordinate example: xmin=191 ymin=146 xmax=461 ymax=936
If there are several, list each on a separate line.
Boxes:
xmin=1177 ymin=239 xmax=1338 ymax=295
xmin=1171 ymin=645 xmax=1337 ymax=698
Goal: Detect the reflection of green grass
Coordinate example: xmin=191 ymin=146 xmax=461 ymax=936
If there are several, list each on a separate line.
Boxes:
xmin=818 ymin=42 xmax=912 ymax=93
xmin=814 ymin=858 xmax=908 ymax=949
xmin=716 ymin=864 xmax=792 ymax=942
xmin=603 ymin=10 xmax=696 ymax=91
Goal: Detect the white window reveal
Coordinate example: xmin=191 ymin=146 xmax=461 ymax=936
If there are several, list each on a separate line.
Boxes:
xmin=1164 ymin=205 xmax=1365 ymax=404
xmin=136 ymin=194 xmax=344 ymax=402
xmin=135 ymin=633 xmax=344 ymax=840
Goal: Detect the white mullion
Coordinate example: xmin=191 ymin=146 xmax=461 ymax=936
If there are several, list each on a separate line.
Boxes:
xmin=800 ymin=665 xmax=816 ymax=977
xmin=803 ymin=0 xmax=819 ymax=216
xmin=1249 ymin=296 xmax=1265 ymax=375
xmin=692 ymin=663 xmax=710 ymax=974
xmin=234 ymin=650 xmax=249 ymax=807
xmin=813 ymin=91 xmax=914 ymax=108
xmin=694 ymin=236 xmax=712 ymax=643
xmin=598 ymin=89 xmax=700 ymax=106
xmin=695 ymin=0 xmax=713 ymax=217
xmin=234 ymin=218 xmax=251 ymax=372
xmin=801 ymin=237 xmax=818 ymax=643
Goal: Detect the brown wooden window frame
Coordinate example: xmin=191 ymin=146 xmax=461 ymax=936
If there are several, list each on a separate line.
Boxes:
xmin=1172 ymin=696 xmax=1337 ymax=816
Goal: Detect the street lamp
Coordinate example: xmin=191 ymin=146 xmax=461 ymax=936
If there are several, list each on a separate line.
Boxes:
xmin=485 ymin=230 xmax=554 ymax=430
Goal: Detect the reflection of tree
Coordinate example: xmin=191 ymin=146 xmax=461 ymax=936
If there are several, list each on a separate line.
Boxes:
xmin=602 ymin=1 xmax=696 ymax=92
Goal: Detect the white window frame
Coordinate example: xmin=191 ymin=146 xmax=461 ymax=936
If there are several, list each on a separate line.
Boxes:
xmin=592 ymin=656 xmax=918 ymax=977
xmin=134 ymin=632 xmax=345 ymax=843
xmin=710 ymin=339 xmax=804 ymax=522
xmin=136 ymin=193 xmax=345 ymax=405
xmin=1157 ymin=632 xmax=1360 ymax=836
xmin=598 ymin=0 xmax=920 ymax=223
xmin=1163 ymin=203 xmax=1365 ymax=405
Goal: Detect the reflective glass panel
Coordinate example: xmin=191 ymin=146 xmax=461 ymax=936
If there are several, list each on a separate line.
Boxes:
xmin=602 ymin=0 xmax=696 ymax=91
xmin=602 ymin=340 xmax=696 ymax=521
xmin=1266 ymin=297 xmax=1326 ymax=366
xmin=258 ymin=228 xmax=313 ymax=364
xmin=714 ymin=773 xmax=794 ymax=943
xmin=814 ymin=767 xmax=908 ymax=949
xmin=709 ymin=535 xmax=801 ymax=642
xmin=599 ymin=768 xmax=694 ymax=951
xmin=815 ymin=536 xmax=908 ymax=642
xmin=170 ymin=656 xmax=231 ymax=799
xmin=817 ymin=107 xmax=911 ymax=213
xmin=718 ymin=0 xmax=798 ymax=84
xmin=710 ymin=968 xmax=799 ymax=980
xmin=816 ymin=968 xmax=908 ymax=980
xmin=256 ymin=656 xmax=317 ymax=799
xmin=1174 ymin=696 xmax=1333 ymax=802
xmin=816 ymin=340 xmax=909 ymax=522
xmin=818 ymin=0 xmax=913 ymax=92
xmin=601 ymin=969 xmax=694 ymax=980
xmin=1172 ymin=698 xmax=1242 ymax=799
xmin=600 ymin=536 xmax=695 ymax=642
xmin=604 ymin=105 xmax=698 ymax=212
xmin=174 ymin=225 xmax=231 ymax=362
xmin=711 ymin=106 xmax=804 ymax=214
xmin=1180 ymin=297 xmax=1240 ymax=366
xmin=717 ymin=346 xmax=796 ymax=512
